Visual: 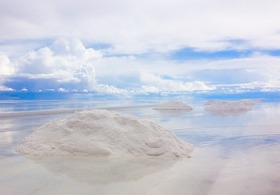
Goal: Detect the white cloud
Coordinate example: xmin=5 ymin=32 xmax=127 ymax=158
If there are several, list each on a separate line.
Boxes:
xmin=21 ymin=87 xmax=28 ymax=92
xmin=0 ymin=52 xmax=15 ymax=75
xmin=92 ymin=53 xmax=280 ymax=94
xmin=16 ymin=38 xmax=102 ymax=90
xmin=1 ymin=36 xmax=280 ymax=94
xmin=239 ymin=80 xmax=280 ymax=92
xmin=2 ymin=40 xmax=280 ymax=94
xmin=93 ymin=83 xmax=129 ymax=94
xmin=204 ymin=54 xmax=280 ymax=72
xmin=0 ymin=53 xmax=15 ymax=92
xmin=0 ymin=38 xmax=131 ymax=94
xmin=0 ymin=85 xmax=13 ymax=91
xmin=58 ymin=88 xmax=68 ymax=92
xmin=140 ymin=73 xmax=215 ymax=93
xmin=1 ymin=0 xmax=280 ymax=54
xmin=94 ymin=53 xmax=280 ymax=83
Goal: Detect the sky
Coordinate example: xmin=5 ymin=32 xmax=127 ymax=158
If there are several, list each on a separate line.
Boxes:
xmin=1 ymin=0 xmax=280 ymax=95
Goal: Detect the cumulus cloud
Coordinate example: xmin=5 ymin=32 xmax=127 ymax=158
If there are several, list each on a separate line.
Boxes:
xmin=18 ymin=38 xmax=101 ymax=79
xmin=140 ymin=74 xmax=215 ymax=93
xmin=0 ymin=52 xmax=15 ymax=75
xmin=13 ymin=38 xmax=102 ymax=91
xmin=0 ymin=53 xmax=15 ymax=91
xmin=0 ymin=38 xmax=130 ymax=94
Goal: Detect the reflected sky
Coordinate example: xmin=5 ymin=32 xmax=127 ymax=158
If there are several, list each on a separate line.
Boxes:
xmin=1 ymin=100 xmax=280 ymax=154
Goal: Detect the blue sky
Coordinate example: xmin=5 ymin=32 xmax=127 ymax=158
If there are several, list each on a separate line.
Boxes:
xmin=1 ymin=0 xmax=280 ymax=95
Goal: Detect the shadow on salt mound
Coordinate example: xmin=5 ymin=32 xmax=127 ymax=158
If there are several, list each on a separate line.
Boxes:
xmin=204 ymin=99 xmax=261 ymax=116
xmin=28 ymin=156 xmax=177 ymax=184
xmin=153 ymin=101 xmax=193 ymax=112
xmin=16 ymin=109 xmax=194 ymax=159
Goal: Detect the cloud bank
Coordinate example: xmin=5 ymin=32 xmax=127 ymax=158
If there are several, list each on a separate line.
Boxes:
xmin=0 ymin=38 xmax=217 ymax=94
xmin=1 ymin=1 xmax=280 ymax=95
xmin=1 ymin=38 xmax=280 ymax=94
xmin=1 ymin=0 xmax=280 ymax=54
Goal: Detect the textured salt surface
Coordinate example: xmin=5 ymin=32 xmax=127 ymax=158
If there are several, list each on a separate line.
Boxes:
xmin=16 ymin=109 xmax=193 ymax=158
xmin=205 ymin=99 xmax=261 ymax=115
xmin=153 ymin=101 xmax=193 ymax=111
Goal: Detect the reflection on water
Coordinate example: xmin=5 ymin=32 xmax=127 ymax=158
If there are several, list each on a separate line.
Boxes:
xmin=220 ymin=134 xmax=280 ymax=150
xmin=0 ymin=131 xmax=13 ymax=145
xmin=154 ymin=109 xmax=192 ymax=116
xmin=0 ymin=100 xmax=280 ymax=194
xmin=29 ymin=156 xmax=176 ymax=184
xmin=0 ymin=99 xmax=158 ymax=113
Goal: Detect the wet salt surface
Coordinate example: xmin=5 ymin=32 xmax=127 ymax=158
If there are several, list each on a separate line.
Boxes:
xmin=1 ymin=100 xmax=280 ymax=194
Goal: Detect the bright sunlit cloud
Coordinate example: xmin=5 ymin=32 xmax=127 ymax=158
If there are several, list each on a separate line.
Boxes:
xmin=0 ymin=52 xmax=15 ymax=75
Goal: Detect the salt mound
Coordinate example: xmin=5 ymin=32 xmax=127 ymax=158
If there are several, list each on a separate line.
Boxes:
xmin=205 ymin=99 xmax=261 ymax=115
xmin=153 ymin=101 xmax=193 ymax=111
xmin=16 ymin=109 xmax=193 ymax=158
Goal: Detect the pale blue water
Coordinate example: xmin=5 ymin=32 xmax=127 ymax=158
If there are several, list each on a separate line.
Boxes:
xmin=0 ymin=99 xmax=280 ymax=194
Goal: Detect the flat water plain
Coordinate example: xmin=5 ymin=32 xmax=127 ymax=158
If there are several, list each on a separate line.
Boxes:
xmin=0 ymin=100 xmax=280 ymax=195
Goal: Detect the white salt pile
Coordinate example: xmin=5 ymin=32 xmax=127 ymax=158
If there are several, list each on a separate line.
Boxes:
xmin=153 ymin=101 xmax=193 ymax=111
xmin=16 ymin=109 xmax=194 ymax=158
xmin=205 ymin=99 xmax=261 ymax=115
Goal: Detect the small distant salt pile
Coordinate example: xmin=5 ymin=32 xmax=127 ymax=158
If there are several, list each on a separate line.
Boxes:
xmin=16 ymin=109 xmax=193 ymax=158
xmin=153 ymin=101 xmax=193 ymax=111
xmin=205 ymin=99 xmax=261 ymax=115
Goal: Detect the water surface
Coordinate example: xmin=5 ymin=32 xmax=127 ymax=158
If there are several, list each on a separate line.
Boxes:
xmin=0 ymin=100 xmax=280 ymax=194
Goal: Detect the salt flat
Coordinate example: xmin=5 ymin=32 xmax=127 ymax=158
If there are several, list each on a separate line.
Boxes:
xmin=1 ymin=100 xmax=280 ymax=195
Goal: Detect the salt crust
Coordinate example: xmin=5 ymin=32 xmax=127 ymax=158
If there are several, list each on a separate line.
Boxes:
xmin=153 ymin=101 xmax=193 ymax=111
xmin=205 ymin=99 xmax=261 ymax=115
xmin=16 ymin=109 xmax=194 ymax=158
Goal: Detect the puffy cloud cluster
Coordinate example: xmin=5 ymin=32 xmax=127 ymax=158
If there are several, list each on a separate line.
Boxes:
xmin=0 ymin=38 xmax=133 ymax=94
xmin=6 ymin=38 xmax=106 ymax=92
xmin=18 ymin=38 xmax=101 ymax=84
xmin=0 ymin=52 xmax=15 ymax=75
xmin=0 ymin=53 xmax=15 ymax=91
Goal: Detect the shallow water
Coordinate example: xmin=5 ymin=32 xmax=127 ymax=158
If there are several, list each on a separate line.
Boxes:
xmin=0 ymin=100 xmax=280 ymax=194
